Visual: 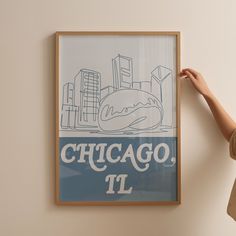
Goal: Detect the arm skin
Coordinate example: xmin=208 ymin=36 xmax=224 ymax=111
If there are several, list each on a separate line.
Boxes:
xmin=180 ymin=68 xmax=236 ymax=141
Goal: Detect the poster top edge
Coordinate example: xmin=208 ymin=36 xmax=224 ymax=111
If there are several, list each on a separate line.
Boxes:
xmin=55 ymin=31 xmax=181 ymax=37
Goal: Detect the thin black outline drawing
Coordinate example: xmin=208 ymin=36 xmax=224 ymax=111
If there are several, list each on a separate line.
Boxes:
xmin=60 ymin=54 xmax=175 ymax=135
xmin=112 ymin=54 xmax=133 ymax=91
xmin=61 ymin=69 xmax=101 ymax=130
xmin=74 ymin=69 xmax=101 ymax=128
xmin=151 ymin=66 xmax=174 ymax=128
xmin=98 ymin=88 xmax=164 ymax=132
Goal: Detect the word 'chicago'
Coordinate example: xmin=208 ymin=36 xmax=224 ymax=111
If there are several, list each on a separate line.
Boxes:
xmin=61 ymin=142 xmax=171 ymax=172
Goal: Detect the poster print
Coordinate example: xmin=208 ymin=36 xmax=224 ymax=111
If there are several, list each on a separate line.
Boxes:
xmin=55 ymin=32 xmax=181 ymax=205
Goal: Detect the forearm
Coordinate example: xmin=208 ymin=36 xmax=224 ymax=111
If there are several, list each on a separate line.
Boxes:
xmin=181 ymin=68 xmax=236 ymax=141
xmin=203 ymin=92 xmax=236 ymax=141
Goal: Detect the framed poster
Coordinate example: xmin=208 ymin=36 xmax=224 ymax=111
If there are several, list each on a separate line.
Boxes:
xmin=55 ymin=31 xmax=181 ymax=205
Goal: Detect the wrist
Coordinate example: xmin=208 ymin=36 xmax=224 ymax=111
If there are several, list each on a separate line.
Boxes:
xmin=203 ymin=90 xmax=216 ymax=103
xmin=202 ymin=89 xmax=214 ymax=100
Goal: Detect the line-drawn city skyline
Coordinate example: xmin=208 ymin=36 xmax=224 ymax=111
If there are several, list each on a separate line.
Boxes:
xmin=60 ymin=54 xmax=175 ymax=135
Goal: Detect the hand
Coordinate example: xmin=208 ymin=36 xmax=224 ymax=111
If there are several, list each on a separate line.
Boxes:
xmin=180 ymin=68 xmax=212 ymax=98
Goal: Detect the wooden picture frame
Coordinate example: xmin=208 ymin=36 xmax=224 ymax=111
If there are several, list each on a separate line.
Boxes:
xmin=55 ymin=31 xmax=181 ymax=205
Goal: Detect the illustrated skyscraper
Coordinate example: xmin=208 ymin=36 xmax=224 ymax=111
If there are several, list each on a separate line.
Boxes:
xmin=61 ymin=82 xmax=78 ymax=129
xmin=74 ymin=69 xmax=101 ymax=127
xmin=151 ymin=66 xmax=174 ymax=127
xmin=112 ymin=54 xmax=133 ymax=90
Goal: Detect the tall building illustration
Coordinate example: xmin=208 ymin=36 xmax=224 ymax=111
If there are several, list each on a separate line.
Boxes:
xmin=61 ymin=83 xmax=78 ymax=129
xmin=112 ymin=54 xmax=133 ymax=90
xmin=151 ymin=66 xmax=173 ymax=127
xmin=74 ymin=69 xmax=101 ymax=127
xmin=62 ymin=82 xmax=74 ymax=105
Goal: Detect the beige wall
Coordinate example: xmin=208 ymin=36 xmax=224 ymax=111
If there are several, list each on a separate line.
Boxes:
xmin=0 ymin=0 xmax=236 ymax=235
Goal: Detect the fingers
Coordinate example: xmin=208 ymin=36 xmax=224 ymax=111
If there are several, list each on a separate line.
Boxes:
xmin=184 ymin=70 xmax=196 ymax=82
xmin=179 ymin=71 xmax=186 ymax=77
xmin=179 ymin=69 xmax=197 ymax=81
xmin=182 ymin=68 xmax=200 ymax=78
xmin=179 ymin=70 xmax=189 ymax=78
